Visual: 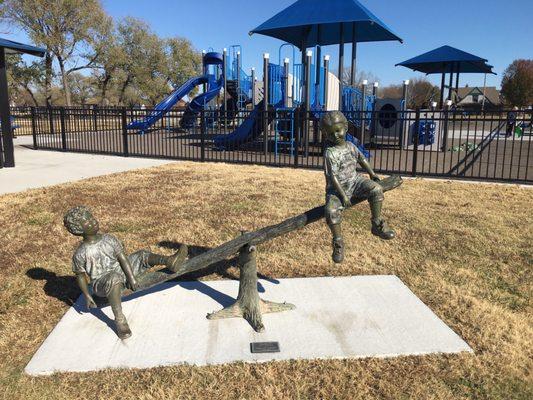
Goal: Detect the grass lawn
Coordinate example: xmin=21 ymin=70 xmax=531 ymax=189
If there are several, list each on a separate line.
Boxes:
xmin=0 ymin=161 xmax=531 ymax=400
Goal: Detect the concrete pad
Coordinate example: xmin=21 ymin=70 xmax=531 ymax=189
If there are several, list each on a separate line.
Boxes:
xmin=25 ymin=276 xmax=472 ymax=375
xmin=0 ymin=136 xmax=173 ymax=195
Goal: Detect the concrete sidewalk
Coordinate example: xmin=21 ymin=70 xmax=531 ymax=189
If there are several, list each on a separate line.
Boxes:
xmin=0 ymin=136 xmax=174 ymax=195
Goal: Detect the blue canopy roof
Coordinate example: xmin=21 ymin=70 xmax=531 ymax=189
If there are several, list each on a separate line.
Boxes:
xmin=250 ymin=0 xmax=403 ymax=49
xmin=396 ymin=45 xmax=495 ymax=74
xmin=0 ymin=38 xmax=46 ymax=57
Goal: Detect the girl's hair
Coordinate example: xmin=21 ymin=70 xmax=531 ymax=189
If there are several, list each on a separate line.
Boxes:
xmin=319 ymin=111 xmax=348 ymax=136
xmin=63 ymin=206 xmax=93 ymax=236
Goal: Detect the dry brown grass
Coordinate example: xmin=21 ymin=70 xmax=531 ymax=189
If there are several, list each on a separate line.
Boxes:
xmin=0 ymin=161 xmax=532 ymax=400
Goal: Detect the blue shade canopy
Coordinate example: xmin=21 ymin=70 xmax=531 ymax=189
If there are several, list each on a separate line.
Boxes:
xmin=250 ymin=0 xmax=403 ymax=49
xmin=0 ymin=38 xmax=46 ymax=57
xmin=396 ymin=45 xmax=495 ymax=74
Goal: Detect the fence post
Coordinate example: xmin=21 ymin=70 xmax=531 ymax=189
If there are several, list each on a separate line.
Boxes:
xmin=360 ymin=79 xmax=368 ymax=145
xmin=93 ymin=105 xmax=98 ymax=132
xmin=293 ymin=108 xmax=300 ymax=168
xmin=441 ymin=101 xmax=451 ymax=152
xmin=48 ymin=106 xmax=55 ymax=136
xmin=121 ymin=107 xmax=129 ymax=157
xmin=411 ymin=108 xmax=420 ymax=177
xmin=60 ymin=107 xmax=67 ymax=151
xmin=31 ymin=106 xmax=37 ymax=149
xmin=200 ymin=108 xmax=206 ymax=162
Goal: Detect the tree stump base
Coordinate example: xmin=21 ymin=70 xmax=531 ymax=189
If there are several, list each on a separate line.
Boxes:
xmin=206 ymin=244 xmax=295 ymax=332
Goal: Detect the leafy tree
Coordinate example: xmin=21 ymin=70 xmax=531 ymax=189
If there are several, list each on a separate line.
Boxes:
xmin=114 ymin=17 xmax=168 ymax=106
xmin=6 ymin=54 xmax=45 ymax=106
xmin=1 ymin=0 xmax=111 ymax=106
xmin=165 ymin=37 xmax=202 ymax=87
xmin=91 ymin=25 xmax=127 ymax=105
xmin=68 ymin=72 xmax=96 ymax=105
xmin=501 ymin=59 xmax=533 ymax=107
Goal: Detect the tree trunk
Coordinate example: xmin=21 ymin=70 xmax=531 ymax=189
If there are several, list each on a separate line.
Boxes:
xmin=206 ymin=244 xmax=295 ymax=332
xmin=44 ymin=53 xmax=52 ymax=107
xmin=100 ymin=73 xmax=111 ymax=105
xmin=57 ymin=57 xmax=71 ymax=106
xmin=24 ymin=85 xmax=39 ymax=106
xmin=118 ymin=75 xmax=131 ymax=106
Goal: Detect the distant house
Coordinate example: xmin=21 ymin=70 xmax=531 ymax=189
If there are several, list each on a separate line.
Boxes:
xmin=457 ymin=85 xmax=501 ymax=107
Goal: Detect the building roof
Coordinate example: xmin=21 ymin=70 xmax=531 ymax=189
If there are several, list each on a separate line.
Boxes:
xmin=457 ymin=86 xmax=501 ymax=105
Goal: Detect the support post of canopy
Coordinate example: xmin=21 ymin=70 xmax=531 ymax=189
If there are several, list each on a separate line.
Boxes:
xmin=223 ymin=48 xmax=228 ymax=114
xmin=251 ymin=67 xmax=256 ymax=106
xmin=440 ymin=72 xmax=446 ymax=109
xmin=350 ymin=22 xmax=357 ymax=87
xmin=0 ymin=48 xmax=14 ymax=167
xmin=481 ymin=73 xmax=487 ymax=112
xmin=263 ymin=53 xmax=269 ymax=156
xmin=447 ymin=64 xmax=454 ymax=102
xmin=455 ymin=64 xmax=460 ymax=103
xmin=304 ymin=50 xmax=312 ymax=156
xmin=283 ymin=58 xmax=290 ymax=108
xmin=338 ymin=23 xmax=345 ymax=110
xmin=323 ymin=55 xmax=330 ymax=111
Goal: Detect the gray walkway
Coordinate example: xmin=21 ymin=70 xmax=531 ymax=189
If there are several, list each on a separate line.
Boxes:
xmin=0 ymin=136 xmax=174 ymax=195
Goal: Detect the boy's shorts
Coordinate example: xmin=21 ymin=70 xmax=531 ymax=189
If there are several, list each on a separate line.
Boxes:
xmin=92 ymin=250 xmax=151 ymax=297
xmin=325 ymin=176 xmax=384 ymax=225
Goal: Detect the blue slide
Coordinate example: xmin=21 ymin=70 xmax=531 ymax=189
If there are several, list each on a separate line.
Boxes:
xmin=180 ymin=78 xmax=223 ymax=129
xmin=128 ymin=75 xmax=208 ymax=132
xmin=213 ymin=100 xmax=279 ymax=150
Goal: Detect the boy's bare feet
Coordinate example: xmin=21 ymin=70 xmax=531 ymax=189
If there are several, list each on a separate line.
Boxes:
xmin=167 ymin=244 xmax=188 ymax=272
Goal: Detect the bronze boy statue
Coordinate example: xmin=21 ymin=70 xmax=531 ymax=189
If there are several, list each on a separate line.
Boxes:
xmin=63 ymin=206 xmax=188 ymax=339
xmin=321 ymin=111 xmax=395 ymax=263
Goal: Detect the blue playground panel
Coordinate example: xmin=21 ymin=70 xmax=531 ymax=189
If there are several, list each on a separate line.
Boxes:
xmin=0 ymin=116 xmax=20 ymax=131
xmin=414 ymin=120 xmax=436 ymax=145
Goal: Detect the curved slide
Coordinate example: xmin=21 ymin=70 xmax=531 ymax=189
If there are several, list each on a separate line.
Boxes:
xmin=180 ymin=79 xmax=223 ymax=129
xmin=128 ymin=75 xmax=208 ymax=132
xmin=213 ymin=100 xmax=280 ymax=150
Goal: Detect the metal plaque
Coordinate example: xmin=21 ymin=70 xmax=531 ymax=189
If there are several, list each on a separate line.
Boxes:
xmin=250 ymin=341 xmax=280 ymax=353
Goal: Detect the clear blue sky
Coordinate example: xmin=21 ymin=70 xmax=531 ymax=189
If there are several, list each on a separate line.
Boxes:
xmin=7 ymin=0 xmax=533 ymax=89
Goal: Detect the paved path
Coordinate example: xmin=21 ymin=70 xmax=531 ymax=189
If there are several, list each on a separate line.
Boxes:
xmin=0 ymin=136 xmax=174 ymax=195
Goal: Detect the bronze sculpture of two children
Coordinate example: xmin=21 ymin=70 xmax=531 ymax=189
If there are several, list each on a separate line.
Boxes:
xmin=62 ymin=110 xmax=396 ymax=339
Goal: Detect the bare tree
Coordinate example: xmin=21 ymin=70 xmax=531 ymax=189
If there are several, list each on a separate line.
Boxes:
xmin=501 ymin=59 xmax=533 ymax=107
xmin=1 ymin=0 xmax=111 ymax=106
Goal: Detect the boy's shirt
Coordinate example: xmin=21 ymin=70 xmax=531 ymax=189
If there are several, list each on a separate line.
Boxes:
xmin=72 ymin=233 xmax=124 ymax=281
xmin=324 ymin=141 xmax=362 ymax=196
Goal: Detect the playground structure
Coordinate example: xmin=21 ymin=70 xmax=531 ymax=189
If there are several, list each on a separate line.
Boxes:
xmin=127 ymin=43 xmax=385 ymax=156
xmin=14 ymin=0 xmax=531 ymax=184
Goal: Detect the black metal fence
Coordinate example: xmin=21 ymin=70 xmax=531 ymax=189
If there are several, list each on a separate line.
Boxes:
xmin=19 ymin=105 xmax=533 ymax=184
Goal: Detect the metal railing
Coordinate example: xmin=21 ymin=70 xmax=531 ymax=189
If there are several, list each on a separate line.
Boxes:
xmin=22 ymin=106 xmax=533 ymax=184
